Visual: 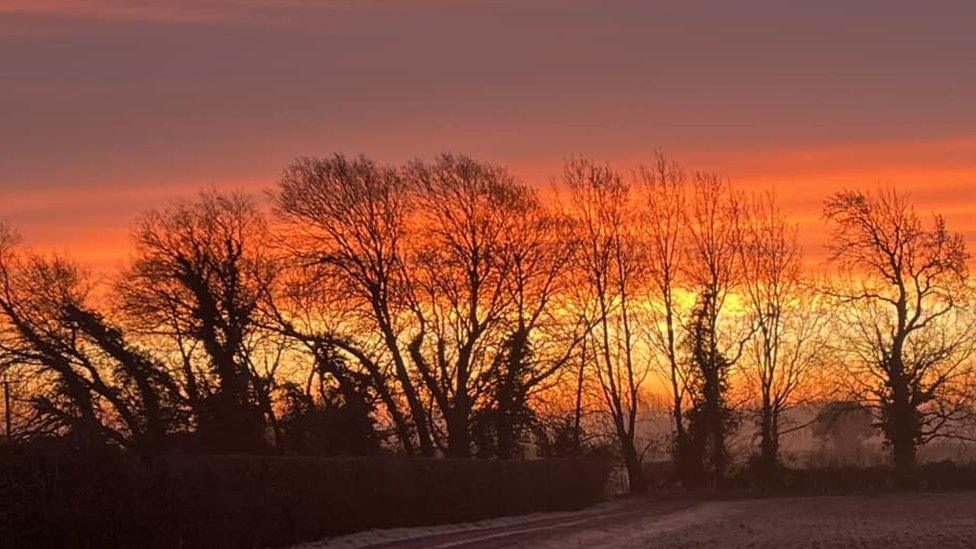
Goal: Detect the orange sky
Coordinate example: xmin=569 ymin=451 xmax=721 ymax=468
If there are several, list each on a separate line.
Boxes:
xmin=1 ymin=1 xmax=974 ymax=272
xmin=3 ymin=137 xmax=973 ymax=274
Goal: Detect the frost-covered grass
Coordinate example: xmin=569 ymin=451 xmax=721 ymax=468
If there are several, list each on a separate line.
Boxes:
xmin=533 ymin=492 xmax=976 ymax=549
xmin=296 ymin=492 xmax=976 ymax=548
xmin=292 ymin=499 xmax=631 ymax=548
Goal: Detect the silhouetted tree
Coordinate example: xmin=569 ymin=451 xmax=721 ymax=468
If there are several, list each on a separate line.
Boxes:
xmin=679 ymin=174 xmax=748 ymax=489
xmin=635 ymin=153 xmax=695 ymax=486
xmin=824 ymin=188 xmax=976 ymax=486
xmin=5 ymin=151 xmax=976 ymax=503
xmin=564 ymin=157 xmax=649 ymax=494
xmin=0 ymin=228 xmax=181 ymax=453
xmin=275 ymin=154 xmax=582 ymax=459
xmin=739 ymin=192 xmax=826 ymax=481
xmin=487 ymin=195 xmax=582 ymax=459
xmin=274 ymin=155 xmax=431 ymax=456
xmin=264 ymin=260 xmax=414 ymax=454
xmin=470 ymin=332 xmax=538 ymax=458
xmin=683 ymin=290 xmax=737 ymax=489
xmin=120 ymin=192 xmax=274 ymax=453
xmin=404 ymin=154 xmax=537 ymax=458
xmin=476 ymin=325 xmax=581 ymax=459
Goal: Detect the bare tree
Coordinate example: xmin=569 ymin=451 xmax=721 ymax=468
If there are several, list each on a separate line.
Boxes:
xmin=478 ymin=197 xmax=584 ymax=459
xmin=563 ymin=157 xmax=649 ymax=494
xmin=635 ymin=154 xmax=692 ymax=475
xmin=739 ymin=192 xmax=825 ymax=478
xmin=275 ymin=154 xmax=582 ymax=459
xmin=274 ymin=155 xmax=431 ymax=456
xmin=403 ymin=154 xmax=533 ymax=458
xmin=824 ymin=188 xmax=975 ymax=485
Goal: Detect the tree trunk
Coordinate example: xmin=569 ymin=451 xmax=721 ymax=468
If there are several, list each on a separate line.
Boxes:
xmin=377 ymin=316 xmax=436 ymax=457
xmin=621 ymin=437 xmax=646 ymax=494
xmin=708 ymin=431 xmax=728 ymax=489
xmin=758 ymin=404 xmax=779 ymax=487
xmin=495 ymin=330 xmax=527 ymax=460
xmin=675 ymin=427 xmax=704 ymax=490
xmin=703 ymin=368 xmax=728 ymax=488
xmin=572 ymin=345 xmax=586 ymax=455
xmin=890 ymin=377 xmax=918 ymax=488
xmin=392 ymin=350 xmax=436 ymax=457
xmin=376 ymin=386 xmax=416 ymax=457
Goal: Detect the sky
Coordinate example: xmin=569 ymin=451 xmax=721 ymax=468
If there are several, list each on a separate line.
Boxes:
xmin=2 ymin=0 xmax=974 ymax=271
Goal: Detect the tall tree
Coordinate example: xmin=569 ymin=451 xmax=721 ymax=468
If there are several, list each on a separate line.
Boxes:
xmin=480 ymin=201 xmax=582 ymax=458
xmin=681 ymin=173 xmax=747 ymax=488
xmin=564 ymin=157 xmax=648 ymax=494
xmin=274 ymin=155 xmax=430 ymax=456
xmin=824 ymin=188 xmax=975 ymax=486
xmin=120 ymin=192 xmax=274 ymax=453
xmin=683 ymin=289 xmax=735 ymax=488
xmin=739 ymin=192 xmax=825 ymax=480
xmin=403 ymin=154 xmax=533 ymax=457
xmin=635 ymin=154 xmax=693 ymax=481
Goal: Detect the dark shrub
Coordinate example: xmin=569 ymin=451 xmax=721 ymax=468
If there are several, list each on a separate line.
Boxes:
xmin=729 ymin=460 xmax=976 ymax=495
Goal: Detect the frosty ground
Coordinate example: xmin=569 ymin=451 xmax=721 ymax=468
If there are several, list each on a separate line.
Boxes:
xmin=297 ymin=491 xmax=976 ymax=548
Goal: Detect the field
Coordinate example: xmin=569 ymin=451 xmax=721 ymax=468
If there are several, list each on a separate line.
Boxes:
xmin=309 ymin=492 xmax=976 ymax=548
xmin=543 ymin=492 xmax=976 ymax=548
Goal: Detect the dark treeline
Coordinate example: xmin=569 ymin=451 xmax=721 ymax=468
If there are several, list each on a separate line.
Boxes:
xmin=0 ymin=152 xmax=974 ymax=493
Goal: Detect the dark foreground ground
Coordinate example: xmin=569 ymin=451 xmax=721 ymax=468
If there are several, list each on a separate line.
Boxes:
xmin=299 ymin=491 xmax=976 ymax=548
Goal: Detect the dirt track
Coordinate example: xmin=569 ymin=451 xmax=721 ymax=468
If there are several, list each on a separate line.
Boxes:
xmin=311 ymin=492 xmax=976 ymax=548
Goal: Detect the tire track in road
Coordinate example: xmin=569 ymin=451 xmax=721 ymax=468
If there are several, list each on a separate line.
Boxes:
xmin=358 ymin=497 xmax=701 ymax=549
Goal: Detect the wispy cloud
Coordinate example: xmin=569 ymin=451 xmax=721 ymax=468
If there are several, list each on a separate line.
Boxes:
xmin=0 ymin=0 xmax=380 ymax=26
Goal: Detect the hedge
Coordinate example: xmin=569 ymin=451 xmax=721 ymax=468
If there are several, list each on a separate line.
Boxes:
xmin=640 ymin=458 xmax=976 ymax=494
xmin=729 ymin=461 xmax=976 ymax=494
xmin=0 ymin=447 xmax=611 ymax=549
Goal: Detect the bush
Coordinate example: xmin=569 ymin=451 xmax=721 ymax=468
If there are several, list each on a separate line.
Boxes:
xmin=0 ymin=442 xmax=610 ymax=549
xmin=731 ymin=460 xmax=976 ymax=494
